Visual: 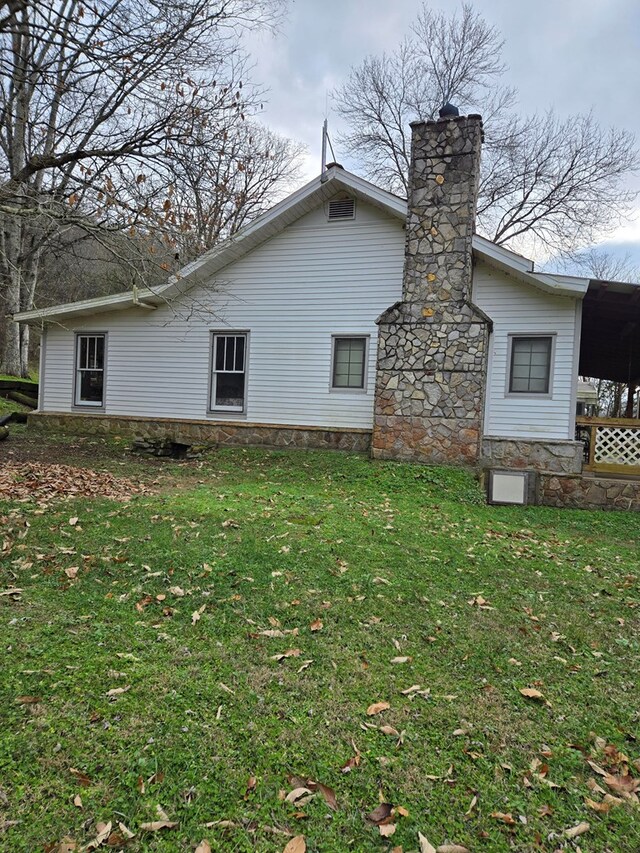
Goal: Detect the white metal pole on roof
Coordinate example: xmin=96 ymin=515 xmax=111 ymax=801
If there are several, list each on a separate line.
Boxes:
xmin=321 ymin=118 xmax=327 ymax=173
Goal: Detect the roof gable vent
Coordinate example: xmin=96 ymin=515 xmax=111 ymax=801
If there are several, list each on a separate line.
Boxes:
xmin=327 ymin=196 xmax=356 ymax=221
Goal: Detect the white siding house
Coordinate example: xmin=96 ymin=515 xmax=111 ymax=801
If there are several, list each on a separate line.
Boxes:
xmin=17 ymin=162 xmax=590 ymax=466
xmin=40 ymin=200 xmax=405 ymax=429
xmin=473 ymin=262 xmax=581 ymax=440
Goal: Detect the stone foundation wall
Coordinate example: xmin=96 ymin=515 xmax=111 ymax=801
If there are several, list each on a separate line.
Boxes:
xmin=27 ymin=412 xmax=372 ymax=453
xmin=540 ymin=472 xmax=640 ymax=511
xmin=481 ymin=436 xmax=584 ymax=474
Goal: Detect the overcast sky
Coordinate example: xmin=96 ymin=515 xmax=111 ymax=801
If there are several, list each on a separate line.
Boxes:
xmin=243 ymin=0 xmax=640 ymax=269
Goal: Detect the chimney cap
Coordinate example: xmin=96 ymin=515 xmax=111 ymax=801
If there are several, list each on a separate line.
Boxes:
xmin=439 ymin=102 xmax=460 ymax=118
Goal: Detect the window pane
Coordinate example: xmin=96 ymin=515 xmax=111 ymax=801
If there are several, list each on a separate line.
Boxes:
xmin=215 ymin=336 xmax=225 ymax=371
xmin=235 ymin=336 xmax=245 ymax=372
xmin=79 ymin=336 xmax=88 ymax=369
xmin=215 ymin=372 xmax=245 ymax=408
xmin=95 ymin=336 xmax=104 ymax=369
xmin=510 ymin=337 xmax=551 ymax=393
xmin=333 ymin=338 xmax=366 ymax=388
xmin=78 ymin=370 xmax=103 ymax=403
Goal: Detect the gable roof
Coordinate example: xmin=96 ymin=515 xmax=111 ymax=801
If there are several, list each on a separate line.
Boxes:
xmin=14 ymin=166 xmax=590 ymax=324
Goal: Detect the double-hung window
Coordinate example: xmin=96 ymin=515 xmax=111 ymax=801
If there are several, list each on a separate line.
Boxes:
xmin=509 ymin=336 xmax=552 ymax=394
xmin=331 ymin=336 xmax=368 ymax=390
xmin=210 ymin=332 xmax=247 ymax=413
xmin=74 ymin=334 xmax=105 ymax=407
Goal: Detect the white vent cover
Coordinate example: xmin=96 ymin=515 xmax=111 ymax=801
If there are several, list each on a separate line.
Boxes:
xmin=327 ymin=197 xmax=355 ymax=220
xmin=487 ymin=470 xmax=537 ymax=505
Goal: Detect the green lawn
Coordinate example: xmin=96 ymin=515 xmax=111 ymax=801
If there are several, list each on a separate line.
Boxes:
xmin=1 ymin=440 xmax=639 ymax=852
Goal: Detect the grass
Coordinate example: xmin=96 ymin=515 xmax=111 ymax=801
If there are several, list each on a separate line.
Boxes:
xmin=1 ymin=441 xmax=639 ymax=852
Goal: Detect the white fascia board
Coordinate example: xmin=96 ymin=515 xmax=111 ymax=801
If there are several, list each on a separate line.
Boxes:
xmin=471 ymin=235 xmax=534 ymax=273
xmin=15 ymin=291 xmax=138 ymax=323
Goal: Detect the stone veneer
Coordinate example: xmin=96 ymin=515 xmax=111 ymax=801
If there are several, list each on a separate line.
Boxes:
xmin=481 ymin=436 xmax=584 ymax=475
xmin=372 ymin=113 xmax=491 ymax=466
xmin=540 ymin=472 xmax=640 ymax=512
xmin=27 ymin=412 xmax=371 ymax=453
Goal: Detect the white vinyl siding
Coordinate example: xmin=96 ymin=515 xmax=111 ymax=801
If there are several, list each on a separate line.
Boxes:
xmin=42 ymin=202 xmax=404 ymax=429
xmin=473 ymin=262 xmax=579 ymax=440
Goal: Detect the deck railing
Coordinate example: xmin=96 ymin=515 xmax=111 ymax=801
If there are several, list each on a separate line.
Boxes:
xmin=576 ymin=416 xmax=640 ymax=475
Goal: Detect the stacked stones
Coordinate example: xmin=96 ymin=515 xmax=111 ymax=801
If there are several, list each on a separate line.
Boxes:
xmin=372 ymin=113 xmax=491 ymax=465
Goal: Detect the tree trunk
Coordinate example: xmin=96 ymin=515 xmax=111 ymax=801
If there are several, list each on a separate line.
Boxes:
xmin=625 ymin=383 xmax=637 ymax=419
xmin=19 ymin=322 xmax=29 ymax=377
xmin=2 ymin=278 xmax=21 ymax=376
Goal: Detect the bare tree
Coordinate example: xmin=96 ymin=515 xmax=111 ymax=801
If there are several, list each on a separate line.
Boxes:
xmin=334 ymin=2 xmax=637 ymax=255
xmin=0 ymin=0 xmax=287 ymax=376
xmin=159 ymin=121 xmax=305 ymax=261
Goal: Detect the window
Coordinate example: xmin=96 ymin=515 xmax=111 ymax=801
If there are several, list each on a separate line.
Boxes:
xmin=210 ymin=333 xmax=247 ymax=412
xmin=74 ymin=334 xmax=105 ymax=407
xmin=509 ymin=336 xmax=552 ymax=394
xmin=331 ymin=336 xmax=367 ymax=390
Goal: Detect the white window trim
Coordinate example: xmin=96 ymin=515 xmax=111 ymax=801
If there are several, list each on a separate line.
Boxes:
xmin=208 ymin=330 xmax=249 ymax=417
xmin=329 ymin=334 xmax=370 ymax=394
xmin=505 ymin=333 xmax=556 ymax=399
xmin=72 ymin=332 xmax=107 ymax=410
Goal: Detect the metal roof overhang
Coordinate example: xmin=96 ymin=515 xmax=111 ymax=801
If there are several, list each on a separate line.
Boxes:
xmin=580 ymin=279 xmax=640 ymax=383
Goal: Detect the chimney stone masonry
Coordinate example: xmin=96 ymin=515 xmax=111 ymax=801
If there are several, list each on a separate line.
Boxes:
xmin=372 ymin=113 xmax=491 ymax=466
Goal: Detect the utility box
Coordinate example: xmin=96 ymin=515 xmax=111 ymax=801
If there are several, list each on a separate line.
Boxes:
xmin=486 ymin=470 xmax=537 ymax=506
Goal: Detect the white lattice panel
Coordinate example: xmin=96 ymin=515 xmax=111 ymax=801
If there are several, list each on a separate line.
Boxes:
xmin=594 ymin=426 xmax=640 ymax=465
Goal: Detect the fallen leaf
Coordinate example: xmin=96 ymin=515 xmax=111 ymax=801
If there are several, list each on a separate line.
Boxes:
xmin=117 ymin=822 xmax=135 ymax=839
xmin=380 ymin=824 xmax=396 ymax=837
xmin=316 ymin=782 xmax=338 ymax=811
xmin=139 ymin=820 xmax=178 ymax=831
xmin=69 ymin=517 xmax=79 ymax=526
xmin=195 ymin=842 xmax=212 ymax=853
xmin=244 ymin=776 xmax=257 ymax=799
xmin=85 ymin=821 xmax=112 ymax=850
xmin=603 ymin=772 xmax=640 ymax=795
xmin=367 ymin=701 xmax=390 ymax=716
xmin=436 ymin=846 xmax=470 ymax=853
xmin=341 ymin=753 xmax=361 ymax=773
xmin=72 ymin=795 xmax=83 ymax=808
xmin=564 ymin=821 xmax=590 ymax=839
xmin=367 ymin=802 xmax=393 ymax=824
xmin=192 ymin=605 xmax=206 ymax=625
xmin=297 ymin=660 xmax=313 ymax=673
xmin=283 ymin=835 xmax=306 ymax=853
xmin=69 ymin=768 xmax=92 ymax=787
xmin=53 ymin=838 xmax=77 ymax=853
xmin=418 ymin=832 xmax=436 ymax=853
xmin=65 ymin=567 xmax=79 ymax=579
xmin=490 ymin=812 xmax=516 ymax=825
xmin=169 ymin=586 xmax=185 ymax=596
xmin=15 ymin=695 xmax=41 ymax=705
xmin=271 ymin=649 xmax=302 ymax=662
xmin=379 ymin=725 xmax=400 ymax=736
xmin=391 ymin=656 xmax=412 ymax=664
xmin=309 ymin=619 xmax=323 ymax=632
xmin=519 ymin=687 xmax=545 ymax=701
xmin=286 ymin=787 xmax=313 ymax=804
xmin=401 ymin=685 xmax=422 ymax=695
xmin=585 ymin=797 xmax=611 ymax=813
xmin=106 ymin=685 xmax=130 ymax=697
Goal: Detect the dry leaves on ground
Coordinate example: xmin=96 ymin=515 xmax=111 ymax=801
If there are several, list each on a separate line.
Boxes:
xmin=0 ymin=462 xmax=149 ymax=504
xmin=283 ymin=836 xmax=306 ymax=853
xmin=366 ymin=701 xmax=390 ymax=716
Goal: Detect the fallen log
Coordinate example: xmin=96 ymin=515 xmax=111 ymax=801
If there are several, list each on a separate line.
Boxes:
xmin=7 ymin=391 xmax=37 ymax=408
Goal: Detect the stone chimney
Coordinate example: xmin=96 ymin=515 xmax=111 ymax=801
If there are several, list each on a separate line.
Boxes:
xmin=372 ymin=110 xmax=491 ymax=466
